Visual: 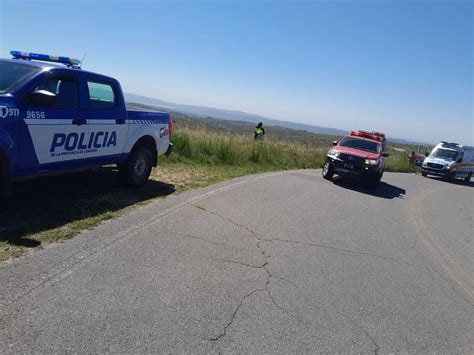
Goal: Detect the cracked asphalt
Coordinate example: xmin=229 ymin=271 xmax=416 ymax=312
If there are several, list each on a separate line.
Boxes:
xmin=1 ymin=170 xmax=473 ymax=353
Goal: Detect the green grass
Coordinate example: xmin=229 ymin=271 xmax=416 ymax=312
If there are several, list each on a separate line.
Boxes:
xmin=166 ymin=122 xmax=413 ymax=173
xmin=167 ymin=128 xmax=327 ymax=169
xmin=0 ymin=116 xmax=415 ymax=262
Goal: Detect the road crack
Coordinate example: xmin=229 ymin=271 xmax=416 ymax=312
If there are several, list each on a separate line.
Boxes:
xmin=207 ymin=255 xmax=306 ymax=343
xmin=262 ymin=263 xmax=304 ymax=323
xmin=269 ymin=238 xmax=423 ymax=268
xmin=196 ymin=207 xmax=427 ymax=270
xmin=210 ymin=257 xmax=267 ymax=269
xmin=207 ymin=287 xmax=265 ymax=342
xmin=198 ymin=207 xmax=420 ymax=348
xmin=338 ymin=312 xmax=380 ymax=354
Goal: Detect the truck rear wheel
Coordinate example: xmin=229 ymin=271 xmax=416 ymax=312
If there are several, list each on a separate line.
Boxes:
xmin=421 ymin=171 xmax=427 ymax=177
xmin=322 ymin=161 xmax=334 ymax=180
xmin=119 ymin=146 xmax=153 ymax=187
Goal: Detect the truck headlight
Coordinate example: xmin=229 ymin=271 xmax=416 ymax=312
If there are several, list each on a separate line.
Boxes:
xmin=329 ymin=149 xmax=340 ymax=157
xmin=365 ymin=159 xmax=378 ymax=165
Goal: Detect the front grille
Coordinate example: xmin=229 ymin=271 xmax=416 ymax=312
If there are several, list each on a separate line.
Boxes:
xmin=339 ymin=153 xmax=365 ymax=166
xmin=427 ymin=162 xmax=444 ymax=169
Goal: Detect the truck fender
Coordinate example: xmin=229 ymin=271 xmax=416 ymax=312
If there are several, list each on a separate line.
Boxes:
xmin=125 ymin=127 xmax=159 ymax=166
xmin=124 ymin=125 xmax=158 ymax=153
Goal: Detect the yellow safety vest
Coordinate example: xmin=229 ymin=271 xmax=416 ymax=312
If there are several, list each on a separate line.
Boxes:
xmin=255 ymin=127 xmax=263 ymax=135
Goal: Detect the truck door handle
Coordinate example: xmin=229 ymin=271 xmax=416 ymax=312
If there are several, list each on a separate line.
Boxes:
xmin=116 ymin=118 xmax=126 ymax=125
xmin=72 ymin=118 xmax=87 ymax=126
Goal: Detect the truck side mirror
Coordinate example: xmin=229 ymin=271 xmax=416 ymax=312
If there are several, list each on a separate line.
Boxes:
xmin=332 ymin=140 xmax=338 ymax=146
xmin=425 ymin=152 xmax=429 ymax=157
xmin=25 ymin=90 xmax=56 ymax=107
xmin=381 ymin=152 xmax=389 ymax=157
xmin=456 ymin=158 xmax=462 ymax=163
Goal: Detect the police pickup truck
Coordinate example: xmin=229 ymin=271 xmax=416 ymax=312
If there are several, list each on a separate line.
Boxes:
xmin=0 ymin=51 xmax=172 ymax=197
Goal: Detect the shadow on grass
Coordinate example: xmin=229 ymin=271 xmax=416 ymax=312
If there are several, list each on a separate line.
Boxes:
xmin=333 ymin=176 xmax=406 ymax=199
xmin=0 ymin=167 xmax=175 ymax=249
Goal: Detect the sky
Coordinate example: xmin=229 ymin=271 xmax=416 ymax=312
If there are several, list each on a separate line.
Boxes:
xmin=0 ymin=0 xmax=472 ymax=144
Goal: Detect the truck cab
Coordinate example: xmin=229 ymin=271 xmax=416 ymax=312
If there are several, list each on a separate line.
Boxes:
xmin=0 ymin=51 xmax=172 ymax=197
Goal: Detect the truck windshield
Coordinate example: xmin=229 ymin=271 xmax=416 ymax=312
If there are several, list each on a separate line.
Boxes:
xmin=429 ymin=148 xmax=458 ymax=161
xmin=339 ymin=137 xmax=379 ymax=153
xmin=0 ymin=62 xmax=41 ymax=94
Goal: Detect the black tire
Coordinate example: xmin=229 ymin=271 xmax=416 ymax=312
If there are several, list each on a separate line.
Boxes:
xmin=322 ymin=161 xmax=334 ymax=180
xmin=421 ymin=171 xmax=427 ymax=177
xmin=378 ymin=170 xmax=384 ymax=182
xmin=0 ymin=155 xmax=12 ymax=199
xmin=447 ymin=171 xmax=456 ymax=182
xmin=118 ymin=146 xmax=153 ymax=187
xmin=465 ymin=173 xmax=472 ymax=182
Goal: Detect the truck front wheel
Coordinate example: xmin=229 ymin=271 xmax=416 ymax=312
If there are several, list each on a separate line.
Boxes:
xmin=119 ymin=146 xmax=153 ymax=187
xmin=465 ymin=173 xmax=472 ymax=182
xmin=322 ymin=161 xmax=334 ymax=180
xmin=447 ymin=171 xmax=456 ymax=182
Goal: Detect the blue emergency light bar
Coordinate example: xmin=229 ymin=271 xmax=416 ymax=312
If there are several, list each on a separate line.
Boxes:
xmin=10 ymin=50 xmax=81 ymax=67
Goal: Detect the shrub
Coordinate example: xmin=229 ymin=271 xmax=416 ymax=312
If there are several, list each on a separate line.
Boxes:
xmin=171 ymin=132 xmax=194 ymax=158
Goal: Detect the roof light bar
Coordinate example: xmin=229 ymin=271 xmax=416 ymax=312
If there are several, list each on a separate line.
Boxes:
xmin=10 ymin=50 xmax=81 ymax=67
xmin=350 ymin=130 xmax=386 ymax=142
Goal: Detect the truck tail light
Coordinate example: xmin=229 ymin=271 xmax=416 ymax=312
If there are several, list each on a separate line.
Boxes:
xmin=168 ymin=120 xmax=173 ymax=137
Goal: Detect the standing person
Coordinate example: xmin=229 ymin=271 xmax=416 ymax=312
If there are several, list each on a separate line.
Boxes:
xmin=408 ymin=151 xmax=418 ymax=175
xmin=254 ymin=122 xmax=265 ymax=139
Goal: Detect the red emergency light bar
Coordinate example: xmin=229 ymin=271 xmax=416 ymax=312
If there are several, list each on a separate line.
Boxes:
xmin=350 ymin=130 xmax=386 ymax=142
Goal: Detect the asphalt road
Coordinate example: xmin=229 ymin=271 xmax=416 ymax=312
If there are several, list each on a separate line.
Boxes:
xmin=1 ymin=170 xmax=473 ymax=353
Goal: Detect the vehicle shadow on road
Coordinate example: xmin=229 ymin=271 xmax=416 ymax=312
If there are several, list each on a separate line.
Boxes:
xmin=0 ymin=167 xmax=175 ymax=251
xmin=424 ymin=176 xmax=474 ymax=188
xmin=332 ymin=176 xmax=406 ymax=199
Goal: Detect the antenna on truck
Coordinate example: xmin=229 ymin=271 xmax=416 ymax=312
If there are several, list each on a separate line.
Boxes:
xmin=79 ymin=53 xmax=86 ymax=69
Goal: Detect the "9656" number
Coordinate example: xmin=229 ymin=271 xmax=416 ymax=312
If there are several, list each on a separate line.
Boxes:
xmin=26 ymin=111 xmax=46 ymax=119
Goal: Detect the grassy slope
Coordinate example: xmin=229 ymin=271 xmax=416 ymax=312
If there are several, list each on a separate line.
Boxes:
xmin=166 ymin=116 xmax=415 ymax=172
xmin=0 ymin=112 xmax=415 ymax=261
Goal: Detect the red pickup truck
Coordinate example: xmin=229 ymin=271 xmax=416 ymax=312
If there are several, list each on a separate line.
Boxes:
xmin=322 ymin=130 xmax=389 ymax=187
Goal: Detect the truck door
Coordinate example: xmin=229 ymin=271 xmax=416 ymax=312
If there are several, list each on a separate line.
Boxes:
xmin=82 ymin=79 xmax=129 ymax=159
xmin=21 ymin=74 xmax=88 ymax=171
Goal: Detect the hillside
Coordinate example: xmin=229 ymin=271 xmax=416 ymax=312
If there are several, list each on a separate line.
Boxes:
xmin=125 ymin=93 xmax=347 ymax=136
xmin=125 ymin=93 xmax=423 ymax=145
xmin=127 ymin=102 xmax=342 ymax=146
xmin=127 ymin=101 xmax=416 ymax=176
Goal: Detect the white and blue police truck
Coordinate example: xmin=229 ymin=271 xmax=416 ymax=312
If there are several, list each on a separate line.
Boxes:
xmin=0 ymin=51 xmax=173 ymax=197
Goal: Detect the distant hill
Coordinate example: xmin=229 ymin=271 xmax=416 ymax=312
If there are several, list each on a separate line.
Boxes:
xmin=125 ymin=93 xmax=423 ymax=145
xmin=125 ymin=93 xmax=347 ymax=136
xmin=126 ymin=102 xmax=344 ymax=146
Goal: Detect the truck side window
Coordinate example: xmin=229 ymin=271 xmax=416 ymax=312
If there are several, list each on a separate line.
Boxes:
xmin=34 ymin=77 xmax=79 ymax=109
xmin=87 ymin=81 xmax=116 ymax=109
